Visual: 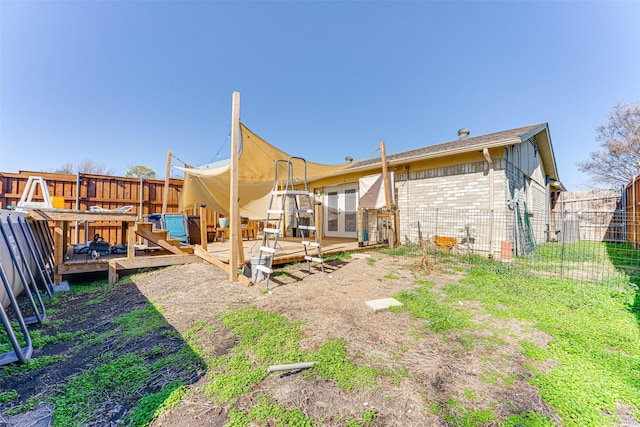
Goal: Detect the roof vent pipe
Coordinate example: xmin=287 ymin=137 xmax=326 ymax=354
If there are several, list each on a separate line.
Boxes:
xmin=458 ymin=128 xmax=470 ymax=140
xmin=345 ymin=156 xmax=353 ymax=164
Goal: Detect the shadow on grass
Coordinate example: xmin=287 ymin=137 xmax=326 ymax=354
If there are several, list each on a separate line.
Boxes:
xmin=604 ymin=242 xmax=640 ymax=324
xmin=266 ymin=258 xmax=350 ymax=289
xmin=0 ymin=271 xmax=206 ymax=426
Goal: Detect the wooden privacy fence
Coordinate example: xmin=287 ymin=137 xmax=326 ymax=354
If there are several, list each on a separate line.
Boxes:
xmin=0 ymin=170 xmax=191 ymax=245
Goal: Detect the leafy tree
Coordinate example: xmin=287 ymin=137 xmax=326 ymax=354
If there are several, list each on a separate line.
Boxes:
xmin=577 ymin=102 xmax=640 ymax=188
xmin=125 ymin=165 xmax=156 ymax=179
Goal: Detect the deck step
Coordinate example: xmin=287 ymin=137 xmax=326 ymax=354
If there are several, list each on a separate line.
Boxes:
xmin=135 ymin=222 xmax=191 ymax=254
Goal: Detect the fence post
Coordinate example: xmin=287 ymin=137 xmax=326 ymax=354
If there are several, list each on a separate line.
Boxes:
xmin=560 ymin=209 xmax=566 ymax=280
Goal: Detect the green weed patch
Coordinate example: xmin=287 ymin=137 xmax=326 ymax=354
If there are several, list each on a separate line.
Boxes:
xmin=125 ymin=380 xmax=186 ymax=427
xmin=443 ymin=264 xmax=640 ymax=426
xmin=393 ymin=285 xmax=470 ymax=332
xmin=113 ymin=303 xmax=166 ymax=339
xmin=201 ymin=307 xmax=393 ymax=424
xmin=313 ymin=339 xmax=380 ymax=391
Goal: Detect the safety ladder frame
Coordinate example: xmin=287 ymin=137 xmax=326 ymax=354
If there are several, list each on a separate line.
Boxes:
xmin=0 ymin=262 xmax=34 ymax=365
xmin=0 ymin=210 xmax=56 ymax=365
xmin=255 ymin=157 xmax=325 ymax=290
xmin=16 ymin=176 xmax=53 ymax=210
xmin=0 ymin=212 xmax=48 ymax=326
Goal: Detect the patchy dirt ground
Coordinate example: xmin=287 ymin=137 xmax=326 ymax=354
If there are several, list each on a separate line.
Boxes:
xmin=1 ymin=252 xmax=561 ymax=426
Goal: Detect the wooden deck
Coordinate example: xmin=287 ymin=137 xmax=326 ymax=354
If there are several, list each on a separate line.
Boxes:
xmin=28 ymin=206 xmax=383 ymax=283
xmin=58 ymin=236 xmax=382 ymax=281
xmin=204 ymin=236 xmax=367 ymax=265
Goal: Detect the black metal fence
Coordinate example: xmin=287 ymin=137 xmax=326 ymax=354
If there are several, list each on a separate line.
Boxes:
xmin=385 ymin=207 xmax=640 ymax=288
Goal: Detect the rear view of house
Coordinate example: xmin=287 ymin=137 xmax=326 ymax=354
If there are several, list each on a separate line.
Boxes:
xmin=309 ymin=123 xmax=564 ymax=259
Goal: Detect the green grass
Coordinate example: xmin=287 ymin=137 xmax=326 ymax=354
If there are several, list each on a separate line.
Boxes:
xmin=0 ymin=272 xmax=203 ymax=426
xmin=200 ymin=307 xmax=392 ymax=424
xmin=227 ymin=395 xmax=315 ymax=427
xmin=113 ymin=302 xmax=167 ymax=339
xmin=69 ymin=274 xmax=132 ymax=295
xmin=392 ymin=285 xmax=470 ymax=333
xmin=313 ymin=339 xmax=380 ymax=391
xmin=124 ymin=380 xmax=186 ymax=427
xmin=203 ymin=308 xmax=308 ymax=405
xmin=0 ymin=327 xmax=85 ymax=354
xmin=377 ymin=243 xmax=421 ymax=258
xmin=51 ymin=343 xmax=202 ymax=426
xmin=522 ymin=241 xmax=640 ymax=287
xmin=2 ymin=354 xmax=68 ymax=376
xmin=9 ymin=246 xmax=640 ymax=426
xmin=0 ymin=390 xmax=18 ymax=404
xmin=442 ymin=263 xmax=640 ymax=426
xmin=324 ymin=251 xmax=352 ymax=262
xmin=435 ymin=396 xmax=496 ymax=426
xmin=270 ymin=270 xmax=292 ymax=277
xmin=52 ymin=353 xmax=151 ymax=426
xmin=383 ymin=268 xmax=402 ymax=280
xmin=531 ymin=241 xmax=602 ymax=263
xmin=502 ymin=411 xmax=556 ymax=426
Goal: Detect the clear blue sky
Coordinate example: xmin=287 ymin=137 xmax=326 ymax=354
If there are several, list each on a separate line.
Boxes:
xmin=1 ymin=1 xmax=639 ymax=191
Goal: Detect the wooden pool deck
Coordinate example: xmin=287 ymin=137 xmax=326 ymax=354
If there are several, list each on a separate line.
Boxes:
xmin=204 ymin=236 xmax=366 ymax=265
xmin=60 ymin=236 xmax=384 ymax=283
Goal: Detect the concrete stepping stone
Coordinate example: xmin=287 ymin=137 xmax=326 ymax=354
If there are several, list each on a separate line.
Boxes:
xmin=365 ymin=297 xmax=403 ymax=312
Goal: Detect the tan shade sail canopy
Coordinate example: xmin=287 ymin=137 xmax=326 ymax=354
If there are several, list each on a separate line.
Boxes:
xmin=179 ymin=123 xmax=349 ymax=217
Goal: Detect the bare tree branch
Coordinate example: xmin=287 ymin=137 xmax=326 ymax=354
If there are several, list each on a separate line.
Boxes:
xmin=52 ymin=159 xmax=115 ymax=175
xmin=577 ymin=102 xmax=640 ymax=188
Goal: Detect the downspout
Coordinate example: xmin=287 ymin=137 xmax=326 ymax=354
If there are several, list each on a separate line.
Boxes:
xmin=483 ymin=148 xmax=494 ymax=257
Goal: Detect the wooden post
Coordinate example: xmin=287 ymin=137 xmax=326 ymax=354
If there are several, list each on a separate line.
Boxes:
xmin=236 ymin=222 xmax=245 ymax=266
xmin=108 ymin=261 xmax=118 ymax=284
xmin=229 ymin=91 xmax=241 ymax=281
xmin=127 ymin=221 xmax=135 ymax=259
xmin=314 ymin=202 xmax=323 ymax=245
xmin=380 ymin=141 xmax=396 ymax=248
xmin=380 ymin=141 xmax=391 ymax=211
xmin=138 ymin=176 xmax=144 ymax=220
xmin=53 ymin=220 xmax=68 ymax=284
xmin=162 ymin=150 xmax=172 ymax=215
xmin=199 ymin=205 xmax=208 ymax=252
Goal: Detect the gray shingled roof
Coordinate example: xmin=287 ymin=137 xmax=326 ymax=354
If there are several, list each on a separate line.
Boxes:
xmin=348 ymin=123 xmax=546 ymax=169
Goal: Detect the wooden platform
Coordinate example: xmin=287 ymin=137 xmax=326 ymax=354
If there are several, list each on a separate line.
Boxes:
xmin=204 ymin=236 xmax=380 ymax=266
xmin=25 ymin=208 xmax=137 ymax=283
xmin=58 ymin=236 xmax=378 ymax=282
xmin=24 ymin=207 xmax=384 ymax=284
xmin=57 ymin=251 xmax=198 ymax=275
